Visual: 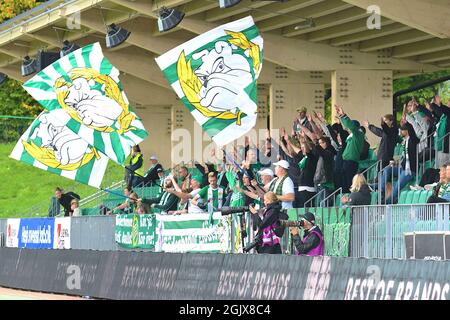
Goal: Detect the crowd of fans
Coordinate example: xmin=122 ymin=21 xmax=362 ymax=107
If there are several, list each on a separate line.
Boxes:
xmin=114 ymin=96 xmax=450 ymax=216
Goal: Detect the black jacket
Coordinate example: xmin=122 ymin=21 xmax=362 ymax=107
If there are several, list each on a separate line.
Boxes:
xmin=292 ymin=226 xmax=323 ymax=255
xmin=312 ymin=143 xmax=336 ymax=186
xmin=369 ymin=122 xmax=399 ymax=165
xmin=297 ymin=151 xmax=319 ymax=188
xmin=144 ymin=163 xmax=163 ymax=186
xmin=58 ymin=192 xmax=80 ymax=217
xmin=348 ymin=184 xmax=371 ymax=206
xmin=429 ymin=102 xmax=450 ymax=153
xmin=401 ymin=122 xmax=420 ymax=175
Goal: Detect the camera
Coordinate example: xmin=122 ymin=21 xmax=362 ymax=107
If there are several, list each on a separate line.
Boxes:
xmin=197 ymin=198 xmax=207 ymax=210
xmin=243 ymin=234 xmax=262 ymax=253
xmin=219 ymin=206 xmax=250 ymax=215
xmin=279 ymin=219 xmax=304 ymax=228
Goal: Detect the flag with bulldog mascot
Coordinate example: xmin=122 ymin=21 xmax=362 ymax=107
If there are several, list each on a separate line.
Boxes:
xmin=22 ymin=42 xmax=148 ymax=165
xmin=156 ymin=16 xmax=263 ymax=146
xmin=9 ymin=110 xmax=109 ymax=188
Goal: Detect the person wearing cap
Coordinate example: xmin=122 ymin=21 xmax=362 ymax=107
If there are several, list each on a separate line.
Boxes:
xmin=268 ymin=160 xmax=295 ymax=209
xmin=293 ymin=107 xmax=313 ymax=134
xmin=141 ymin=178 xmax=179 ymax=214
xmin=334 ymin=105 xmax=365 ymax=193
xmin=236 ymin=168 xmax=274 ymax=203
xmin=379 ymin=121 xmax=419 ymax=203
xmin=143 ymin=155 xmax=163 ymax=187
xmin=125 ymin=145 xmax=145 ymax=188
xmin=290 ymin=211 xmax=324 ymax=256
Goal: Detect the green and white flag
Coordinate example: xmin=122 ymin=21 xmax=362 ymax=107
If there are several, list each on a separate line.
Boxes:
xmin=9 ymin=110 xmax=109 ymax=188
xmin=22 ymin=42 xmax=148 ymax=165
xmin=155 ymin=16 xmax=263 ymax=146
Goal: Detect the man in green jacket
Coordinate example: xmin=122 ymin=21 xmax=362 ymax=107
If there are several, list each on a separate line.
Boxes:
xmin=335 ymin=105 xmax=365 ymax=193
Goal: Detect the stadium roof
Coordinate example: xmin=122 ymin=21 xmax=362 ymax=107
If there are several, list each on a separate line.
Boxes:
xmin=0 ymin=0 xmax=448 ymax=104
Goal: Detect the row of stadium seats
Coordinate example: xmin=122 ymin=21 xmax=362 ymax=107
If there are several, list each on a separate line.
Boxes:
xmin=398 ymin=190 xmax=433 ymax=204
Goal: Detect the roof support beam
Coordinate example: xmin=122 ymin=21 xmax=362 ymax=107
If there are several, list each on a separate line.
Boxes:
xmin=258 ymin=0 xmax=352 ymax=32
xmin=179 ymin=17 xmax=440 ymax=72
xmin=329 ymin=23 xmax=410 ymax=46
xmin=304 ymin=17 xmax=395 ymax=42
xmin=359 ymin=30 xmax=434 ymax=52
xmin=283 ymin=7 xmax=368 ymax=37
xmin=393 ymin=38 xmax=450 ymax=58
xmin=341 ymin=0 xmax=450 ymax=39
xmin=415 ymin=50 xmax=450 ymax=64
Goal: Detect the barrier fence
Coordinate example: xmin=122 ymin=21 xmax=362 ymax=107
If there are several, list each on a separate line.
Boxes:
xmin=0 ymin=248 xmax=449 ymax=300
xmin=2 ymin=203 xmax=450 ymax=259
xmin=351 ymin=203 xmax=450 ymax=259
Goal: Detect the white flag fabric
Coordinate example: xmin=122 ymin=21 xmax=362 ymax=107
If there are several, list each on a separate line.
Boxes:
xmin=155 ymin=16 xmax=263 ymax=146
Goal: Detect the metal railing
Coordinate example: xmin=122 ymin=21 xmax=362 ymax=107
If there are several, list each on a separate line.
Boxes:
xmin=435 ymin=131 xmax=450 ymax=169
xmin=304 ymin=188 xmax=326 ymax=209
xmin=415 ymin=132 xmax=436 ymax=185
xmin=320 ymin=187 xmax=342 ymax=208
xmin=351 ymin=203 xmax=450 ymax=259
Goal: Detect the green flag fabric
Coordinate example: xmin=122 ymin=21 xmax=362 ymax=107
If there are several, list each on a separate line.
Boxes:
xmin=22 ymin=42 xmax=148 ymax=165
xmin=155 ymin=16 xmax=263 ymax=146
xmin=9 ymin=110 xmax=108 ymax=188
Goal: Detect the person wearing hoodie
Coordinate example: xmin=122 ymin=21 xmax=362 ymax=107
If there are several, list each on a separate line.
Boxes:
xmin=341 ymin=174 xmax=371 ymax=206
xmin=335 ymin=105 xmax=365 ymax=193
xmin=249 ymin=192 xmax=284 ymax=254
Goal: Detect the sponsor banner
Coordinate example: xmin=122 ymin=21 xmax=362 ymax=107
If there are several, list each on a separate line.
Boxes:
xmin=54 ymin=217 xmax=71 ymax=249
xmin=155 ymin=213 xmax=230 ymax=253
xmin=6 ymin=219 xmax=20 ymax=248
xmin=115 ymin=214 xmax=157 ymax=249
xmin=18 ymin=218 xmax=54 ymax=249
xmin=0 ymin=248 xmax=449 ymax=300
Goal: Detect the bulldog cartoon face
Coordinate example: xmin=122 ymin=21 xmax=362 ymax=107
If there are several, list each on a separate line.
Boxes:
xmin=60 ymin=77 xmax=123 ymax=128
xmin=192 ymin=41 xmax=253 ymax=114
xmin=30 ymin=113 xmax=90 ymax=166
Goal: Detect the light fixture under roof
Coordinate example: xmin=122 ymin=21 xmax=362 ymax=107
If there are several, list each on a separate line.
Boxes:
xmin=21 ymin=56 xmax=37 ymax=77
xmin=219 ymin=0 xmax=241 ymax=8
xmin=106 ymin=24 xmax=131 ymax=49
xmin=158 ymin=7 xmax=185 ymax=32
xmin=294 ymin=18 xmax=315 ymax=30
xmin=60 ymin=40 xmax=80 ymax=57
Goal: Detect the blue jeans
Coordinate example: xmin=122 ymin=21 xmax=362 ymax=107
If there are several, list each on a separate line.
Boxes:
xmin=380 ymin=166 xmax=413 ymax=204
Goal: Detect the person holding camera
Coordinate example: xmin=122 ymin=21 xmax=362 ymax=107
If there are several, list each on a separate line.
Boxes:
xmin=289 ymin=211 xmax=324 ymax=256
xmin=248 ymin=192 xmax=285 ymax=254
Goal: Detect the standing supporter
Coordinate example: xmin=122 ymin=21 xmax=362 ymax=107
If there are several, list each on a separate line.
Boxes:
xmin=55 ymin=187 xmax=80 ymax=217
xmin=143 ymin=155 xmax=163 ymax=186
xmin=125 ymin=145 xmax=145 ymax=188
xmin=268 ymin=160 xmax=295 ymax=209
xmin=379 ymin=122 xmax=419 ymax=203
xmin=363 ymin=114 xmax=399 ymax=169
xmin=335 ymin=105 xmax=365 ymax=193
xmin=192 ymin=172 xmax=226 ymax=212
xmin=426 ymin=96 xmax=450 ymax=167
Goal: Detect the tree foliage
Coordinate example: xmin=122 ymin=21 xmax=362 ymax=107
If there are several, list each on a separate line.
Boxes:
xmin=0 ymin=0 xmax=42 ymax=119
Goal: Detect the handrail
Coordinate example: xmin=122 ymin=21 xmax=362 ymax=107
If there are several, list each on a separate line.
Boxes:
xmin=304 ymin=188 xmax=325 ymax=208
xmin=320 ymin=187 xmax=342 ymax=208
xmin=360 ymin=160 xmax=382 ymax=184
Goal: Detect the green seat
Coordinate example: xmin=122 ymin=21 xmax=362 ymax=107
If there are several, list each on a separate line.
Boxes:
xmin=398 ymin=190 xmax=408 ymax=204
xmin=404 ymin=190 xmax=414 ymax=204
xmin=412 ymin=190 xmax=423 ymax=204
xmin=81 ymin=208 xmax=100 ymax=216
xmin=370 ymin=192 xmax=378 ymax=205
xmin=418 ymin=190 xmax=432 ymax=204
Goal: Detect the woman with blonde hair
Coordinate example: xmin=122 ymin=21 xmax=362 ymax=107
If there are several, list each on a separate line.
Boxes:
xmin=341 ymin=173 xmax=371 ymax=206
